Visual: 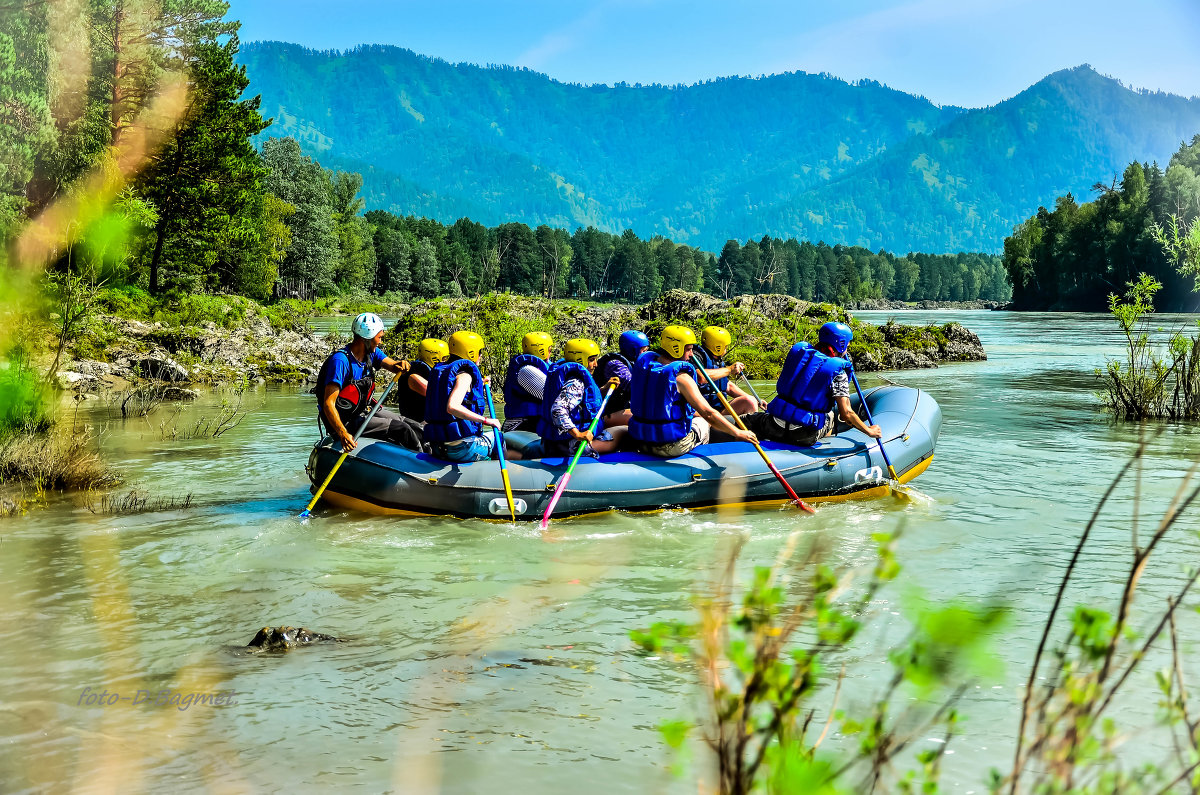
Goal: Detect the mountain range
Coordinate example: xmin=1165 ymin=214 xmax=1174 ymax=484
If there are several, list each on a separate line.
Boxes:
xmin=238 ymin=42 xmax=1200 ymax=254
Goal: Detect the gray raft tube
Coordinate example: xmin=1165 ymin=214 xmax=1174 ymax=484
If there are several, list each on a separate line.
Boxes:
xmin=306 ymin=385 xmax=941 ymax=519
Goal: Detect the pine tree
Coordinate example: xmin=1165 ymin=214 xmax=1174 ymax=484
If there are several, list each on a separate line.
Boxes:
xmin=136 ymin=34 xmax=268 ymax=294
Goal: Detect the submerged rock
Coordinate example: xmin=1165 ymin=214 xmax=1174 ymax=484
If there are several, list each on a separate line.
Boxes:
xmin=246 ymin=626 xmax=342 ymax=652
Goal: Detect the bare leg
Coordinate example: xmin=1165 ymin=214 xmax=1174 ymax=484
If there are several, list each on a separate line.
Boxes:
xmin=591 ymin=426 xmax=627 ymax=454
xmin=603 ymin=409 xmax=632 ymax=428
xmin=724 ymin=394 xmax=758 ymax=416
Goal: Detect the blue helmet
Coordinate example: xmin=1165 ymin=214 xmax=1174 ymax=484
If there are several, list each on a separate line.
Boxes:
xmin=818 ymin=322 xmax=853 ymax=356
xmin=619 ymin=330 xmax=651 ymax=360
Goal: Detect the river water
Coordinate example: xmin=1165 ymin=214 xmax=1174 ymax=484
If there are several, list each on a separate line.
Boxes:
xmin=5 ymin=311 xmax=1200 ymax=793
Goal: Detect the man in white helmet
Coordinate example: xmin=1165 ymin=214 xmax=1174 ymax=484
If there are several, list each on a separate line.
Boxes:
xmin=315 ymin=312 xmax=423 ymax=452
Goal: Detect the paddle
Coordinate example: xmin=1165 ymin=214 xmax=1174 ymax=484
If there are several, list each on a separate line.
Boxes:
xmin=738 ymin=373 xmax=767 ymax=410
xmin=847 ymin=367 xmax=899 ymax=480
xmin=695 ymin=363 xmax=816 ymax=514
xmin=301 ymin=372 xmax=401 ymax=520
xmin=539 ymin=378 xmax=620 ymax=530
xmin=482 ymin=377 xmax=517 ymax=522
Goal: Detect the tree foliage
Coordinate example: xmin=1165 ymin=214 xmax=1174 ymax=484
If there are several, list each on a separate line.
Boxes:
xmin=1003 ymin=136 xmax=1200 ymax=311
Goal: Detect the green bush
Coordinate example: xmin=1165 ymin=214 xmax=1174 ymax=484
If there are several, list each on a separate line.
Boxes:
xmin=0 ymin=357 xmax=52 ymax=439
xmin=96 ymin=285 xmax=154 ymax=320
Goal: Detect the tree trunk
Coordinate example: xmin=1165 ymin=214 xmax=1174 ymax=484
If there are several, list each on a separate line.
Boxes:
xmin=149 ymin=216 xmax=168 ymax=294
xmin=110 ymin=2 xmax=125 ymax=146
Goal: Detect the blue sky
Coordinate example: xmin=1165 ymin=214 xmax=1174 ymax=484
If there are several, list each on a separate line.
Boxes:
xmin=234 ymin=0 xmax=1200 ymax=108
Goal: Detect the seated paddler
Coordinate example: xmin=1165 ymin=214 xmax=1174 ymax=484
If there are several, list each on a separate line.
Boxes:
xmin=396 ymin=338 xmax=449 ymax=424
xmin=596 ymin=329 xmax=648 ymax=429
xmin=422 ymin=330 xmax=502 ymax=463
xmin=538 ymin=338 xmax=628 ymax=459
xmin=628 ymin=325 xmax=757 ymax=458
xmin=742 ymin=321 xmax=881 ymax=447
xmin=692 ymin=325 xmax=764 ymax=416
xmin=316 ymin=312 xmax=424 ymax=452
xmin=502 ymin=331 xmax=554 ymax=433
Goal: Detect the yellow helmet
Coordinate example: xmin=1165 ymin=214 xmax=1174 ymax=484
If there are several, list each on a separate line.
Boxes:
xmin=521 ymin=331 xmax=554 ymax=360
xmin=417 ymin=338 xmax=449 ymax=367
xmin=701 ymin=326 xmax=732 ymax=358
xmin=449 ymin=331 xmax=484 ymax=363
xmin=563 ymin=338 xmax=600 ymax=366
xmin=659 ymin=325 xmax=697 ymax=360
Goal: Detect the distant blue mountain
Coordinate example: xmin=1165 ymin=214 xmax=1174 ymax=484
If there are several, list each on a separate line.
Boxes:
xmin=238 ymin=43 xmax=1200 ymax=253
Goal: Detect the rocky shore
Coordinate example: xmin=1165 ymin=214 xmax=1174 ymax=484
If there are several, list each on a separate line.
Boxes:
xmin=55 ymin=311 xmax=330 ymax=397
xmin=56 ymin=291 xmax=986 ymax=399
xmin=845 ymin=298 xmax=1011 ymax=311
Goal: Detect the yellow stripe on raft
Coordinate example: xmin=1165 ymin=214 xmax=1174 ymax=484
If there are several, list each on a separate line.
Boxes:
xmin=317 ymin=490 xmax=437 ymax=517
xmin=312 ymin=454 xmax=934 ymax=520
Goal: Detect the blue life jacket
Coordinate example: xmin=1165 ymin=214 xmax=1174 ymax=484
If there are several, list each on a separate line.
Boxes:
xmin=423 ymin=357 xmax=487 ymax=444
xmin=503 ymin=354 xmax=548 ymax=419
xmin=537 ymin=360 xmax=603 ymax=443
xmin=767 ymin=342 xmax=851 ymax=430
xmin=629 ymin=351 xmax=698 ymax=444
xmin=691 ymin=345 xmax=729 ymax=409
xmin=596 ymin=352 xmax=632 ymax=412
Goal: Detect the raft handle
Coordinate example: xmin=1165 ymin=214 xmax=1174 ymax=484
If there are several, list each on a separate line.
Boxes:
xmin=427 ymin=477 xmax=437 ymax=484
xmin=692 ymin=473 xmax=702 ymax=481
xmin=824 ymin=459 xmax=838 ymax=468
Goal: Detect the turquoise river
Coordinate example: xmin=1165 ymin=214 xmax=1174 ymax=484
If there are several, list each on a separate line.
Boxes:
xmin=4 ymin=310 xmax=1200 ymax=793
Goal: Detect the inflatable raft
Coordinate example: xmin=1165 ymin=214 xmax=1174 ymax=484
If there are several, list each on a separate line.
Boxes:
xmin=305 ymin=385 xmax=940 ymax=519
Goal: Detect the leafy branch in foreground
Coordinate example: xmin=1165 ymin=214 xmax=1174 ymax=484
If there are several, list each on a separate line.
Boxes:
xmin=1003 ymin=444 xmax=1200 ymax=794
xmin=633 ymin=531 xmax=1005 ymax=794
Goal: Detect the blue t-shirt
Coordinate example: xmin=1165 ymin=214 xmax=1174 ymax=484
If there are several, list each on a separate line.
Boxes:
xmin=320 ymin=345 xmax=387 ymax=392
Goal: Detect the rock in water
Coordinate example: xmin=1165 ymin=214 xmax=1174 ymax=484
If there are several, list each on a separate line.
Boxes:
xmin=132 ymin=355 xmax=190 ymax=382
xmin=246 ymin=626 xmax=341 ymax=651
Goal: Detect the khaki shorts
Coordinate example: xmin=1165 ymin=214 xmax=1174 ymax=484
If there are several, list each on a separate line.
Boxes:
xmin=638 ymin=416 xmax=711 ymax=458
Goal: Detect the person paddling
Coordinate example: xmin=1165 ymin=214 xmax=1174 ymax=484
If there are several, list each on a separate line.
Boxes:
xmin=692 ymin=325 xmax=764 ymax=416
xmin=596 ymin=330 xmax=648 ymax=428
xmin=628 ymin=326 xmax=756 ymax=458
xmin=422 ymin=331 xmax=502 ymax=463
xmin=396 ymin=338 xmax=448 ymax=424
xmin=502 ymin=332 xmax=554 ymax=432
xmin=316 ymin=312 xmax=423 ymax=452
xmin=741 ymin=321 xmax=881 ymax=447
xmin=539 ymin=338 xmax=628 ymax=459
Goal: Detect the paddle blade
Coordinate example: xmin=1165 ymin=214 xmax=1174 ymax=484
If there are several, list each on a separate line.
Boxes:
xmin=500 ymin=469 xmax=516 ymax=522
xmin=540 ymin=472 xmax=572 ymax=530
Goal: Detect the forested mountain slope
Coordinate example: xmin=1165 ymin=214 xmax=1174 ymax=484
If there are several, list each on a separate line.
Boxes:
xmin=239 ymin=43 xmax=1200 ymax=252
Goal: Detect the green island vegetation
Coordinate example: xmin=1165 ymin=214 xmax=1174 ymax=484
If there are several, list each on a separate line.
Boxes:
xmin=383 ymin=291 xmax=984 ymax=380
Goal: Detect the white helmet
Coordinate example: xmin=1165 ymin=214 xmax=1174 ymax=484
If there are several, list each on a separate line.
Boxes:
xmin=351 ymin=312 xmax=386 ymax=340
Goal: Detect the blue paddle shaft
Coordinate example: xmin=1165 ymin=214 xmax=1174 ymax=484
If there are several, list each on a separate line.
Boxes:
xmin=483 ymin=382 xmax=507 ymax=467
xmin=848 ymin=368 xmax=897 ymax=475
